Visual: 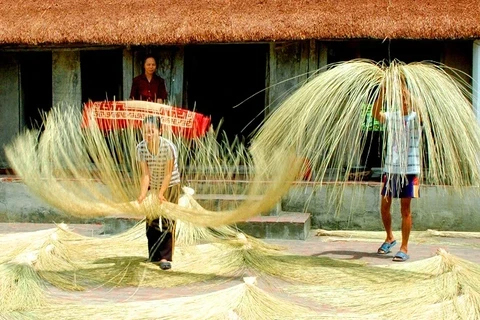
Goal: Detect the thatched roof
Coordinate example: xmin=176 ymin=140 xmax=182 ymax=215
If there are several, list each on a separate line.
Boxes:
xmin=1 ymin=0 xmax=479 ymax=46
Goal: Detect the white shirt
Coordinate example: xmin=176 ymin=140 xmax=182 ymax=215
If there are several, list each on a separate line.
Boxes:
xmin=383 ymin=111 xmax=421 ymax=174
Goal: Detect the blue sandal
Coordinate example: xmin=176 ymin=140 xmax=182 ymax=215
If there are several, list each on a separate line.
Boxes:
xmin=393 ymin=251 xmax=409 ymax=262
xmin=377 ymin=240 xmax=397 ymax=254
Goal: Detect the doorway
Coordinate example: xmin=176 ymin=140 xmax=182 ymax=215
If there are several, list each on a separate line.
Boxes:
xmin=184 ymin=44 xmax=268 ymax=143
xmin=81 ymin=50 xmax=123 ymax=103
xmin=20 ymin=51 xmax=52 ymax=129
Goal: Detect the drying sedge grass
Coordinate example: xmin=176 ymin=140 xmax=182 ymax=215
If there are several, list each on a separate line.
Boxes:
xmin=315 ymin=229 xmax=480 ymax=249
xmin=288 ymin=249 xmax=480 ymax=319
xmin=1 ymin=222 xmax=397 ymax=293
xmin=0 ymin=223 xmax=227 ymax=293
xmin=0 ymin=228 xmax=58 ymax=264
xmin=316 ymin=228 xmax=480 ymax=240
xmin=425 ymin=229 xmax=480 ymax=239
xmin=316 ymin=229 xmax=403 ymax=239
xmin=5 ymin=60 xmax=480 ymax=227
xmin=0 ymin=263 xmax=45 ymax=312
xmin=12 ymin=278 xmax=318 ymax=320
xmin=5 ymin=103 xmax=300 ymax=226
xmin=253 ymin=59 xmax=480 ymax=211
xmin=0 ymin=222 xmax=280 ymax=291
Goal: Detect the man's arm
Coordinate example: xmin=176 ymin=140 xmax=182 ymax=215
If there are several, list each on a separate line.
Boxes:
xmin=138 ymin=161 xmax=150 ymax=203
xmin=372 ymin=86 xmax=386 ymax=123
xmin=158 ymin=159 xmax=173 ymax=202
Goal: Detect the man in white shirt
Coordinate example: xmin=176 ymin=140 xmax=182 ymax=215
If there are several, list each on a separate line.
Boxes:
xmin=372 ymin=78 xmax=421 ymax=262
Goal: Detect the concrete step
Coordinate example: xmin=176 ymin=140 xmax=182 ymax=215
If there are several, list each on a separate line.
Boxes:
xmin=193 ymin=193 xmax=281 ymax=215
xmin=235 ymin=212 xmax=311 ymax=240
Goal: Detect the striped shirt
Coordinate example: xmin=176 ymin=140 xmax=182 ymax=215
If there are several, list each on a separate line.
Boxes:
xmin=136 ymin=137 xmax=181 ymax=190
xmin=383 ymin=111 xmax=421 ymax=175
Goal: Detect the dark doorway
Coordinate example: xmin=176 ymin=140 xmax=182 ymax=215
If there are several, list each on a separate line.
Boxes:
xmin=328 ymin=40 xmax=443 ymax=64
xmin=81 ymin=50 xmax=123 ymax=103
xmin=184 ymin=44 xmax=268 ymax=143
xmin=20 ymin=51 xmax=52 ymax=129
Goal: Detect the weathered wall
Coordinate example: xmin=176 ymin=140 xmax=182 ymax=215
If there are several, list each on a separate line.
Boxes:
xmin=0 ymin=53 xmax=21 ymax=168
xmin=442 ymin=40 xmax=473 ymax=83
xmin=266 ymin=40 xmax=328 ymax=112
xmin=122 ymin=48 xmax=134 ymax=100
xmin=52 ymin=50 xmax=82 ymax=110
xmin=283 ymin=183 xmax=480 ymax=231
xmin=2 ymin=180 xmax=479 ymax=232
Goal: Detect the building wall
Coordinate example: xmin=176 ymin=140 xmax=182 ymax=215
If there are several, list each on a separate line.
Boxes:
xmin=266 ymin=40 xmax=328 ymax=112
xmin=2 ymin=180 xmax=480 ymax=232
xmin=0 ymin=40 xmax=475 ymax=170
xmin=283 ymin=183 xmax=480 ymax=231
xmin=52 ymin=50 xmax=82 ymax=109
xmin=0 ymin=53 xmax=21 ymax=168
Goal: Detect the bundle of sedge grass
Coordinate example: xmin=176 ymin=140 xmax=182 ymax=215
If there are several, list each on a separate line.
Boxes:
xmin=287 ymin=248 xmax=480 ymax=319
xmin=0 ymin=228 xmax=59 ymax=264
xmin=0 ymin=230 xmax=55 ymax=312
xmin=0 ymin=261 xmax=45 ymax=312
xmin=0 ymin=228 xmax=65 ymax=311
xmin=5 ymin=103 xmax=300 ymax=226
xmin=253 ymin=59 xmax=480 ymax=211
xmin=11 ymin=277 xmax=319 ymax=320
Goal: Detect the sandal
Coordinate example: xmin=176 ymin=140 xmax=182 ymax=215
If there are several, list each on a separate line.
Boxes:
xmin=392 ymin=251 xmax=410 ymax=262
xmin=377 ymin=240 xmax=397 ymax=254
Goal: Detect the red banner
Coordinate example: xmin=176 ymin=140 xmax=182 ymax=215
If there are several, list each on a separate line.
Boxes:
xmin=82 ymin=101 xmax=211 ymax=139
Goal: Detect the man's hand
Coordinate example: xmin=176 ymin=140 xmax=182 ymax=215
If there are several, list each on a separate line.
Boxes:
xmin=137 ymin=195 xmax=146 ymax=204
xmin=158 ymin=192 xmax=167 ymax=203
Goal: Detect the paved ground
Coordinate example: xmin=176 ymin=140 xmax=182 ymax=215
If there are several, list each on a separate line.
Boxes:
xmin=1 ymin=222 xmax=480 ymax=319
xmin=2 ymin=222 xmax=479 ymax=265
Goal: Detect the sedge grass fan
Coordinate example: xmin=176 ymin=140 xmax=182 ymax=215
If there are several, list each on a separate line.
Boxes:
xmin=12 ymin=278 xmax=318 ymax=320
xmin=287 ymin=249 xmax=480 ymax=319
xmin=5 ymin=104 xmax=299 ymax=226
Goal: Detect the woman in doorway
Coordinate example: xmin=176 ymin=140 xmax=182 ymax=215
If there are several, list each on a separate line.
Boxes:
xmin=137 ymin=115 xmax=180 ymax=270
xmin=130 ymin=55 xmax=168 ymax=104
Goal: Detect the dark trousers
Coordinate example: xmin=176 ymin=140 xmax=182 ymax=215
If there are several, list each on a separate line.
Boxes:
xmin=146 ymin=185 xmax=180 ymax=262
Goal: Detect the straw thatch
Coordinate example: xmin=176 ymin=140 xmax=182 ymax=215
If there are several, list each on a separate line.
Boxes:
xmin=0 ymin=0 xmax=479 ymax=46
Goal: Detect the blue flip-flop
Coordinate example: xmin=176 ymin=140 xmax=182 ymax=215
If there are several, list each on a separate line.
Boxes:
xmin=377 ymin=240 xmax=397 ymax=254
xmin=392 ymin=251 xmax=409 ymax=262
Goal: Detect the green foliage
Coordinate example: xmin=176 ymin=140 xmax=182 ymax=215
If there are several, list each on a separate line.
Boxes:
xmin=361 ymin=103 xmax=384 ymax=132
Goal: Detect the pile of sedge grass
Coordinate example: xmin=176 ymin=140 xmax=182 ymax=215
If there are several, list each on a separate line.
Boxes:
xmin=0 ymin=228 xmax=62 ymax=311
xmin=287 ymin=248 xmax=480 ymax=319
xmin=0 ymin=219 xmax=413 ymax=300
xmin=7 ymin=278 xmax=320 ymax=320
xmin=0 ymin=211 xmax=284 ymax=298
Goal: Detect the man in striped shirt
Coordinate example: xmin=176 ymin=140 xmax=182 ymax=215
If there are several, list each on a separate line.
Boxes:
xmin=137 ymin=116 xmax=181 ymax=270
xmin=372 ymin=79 xmax=421 ymax=262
